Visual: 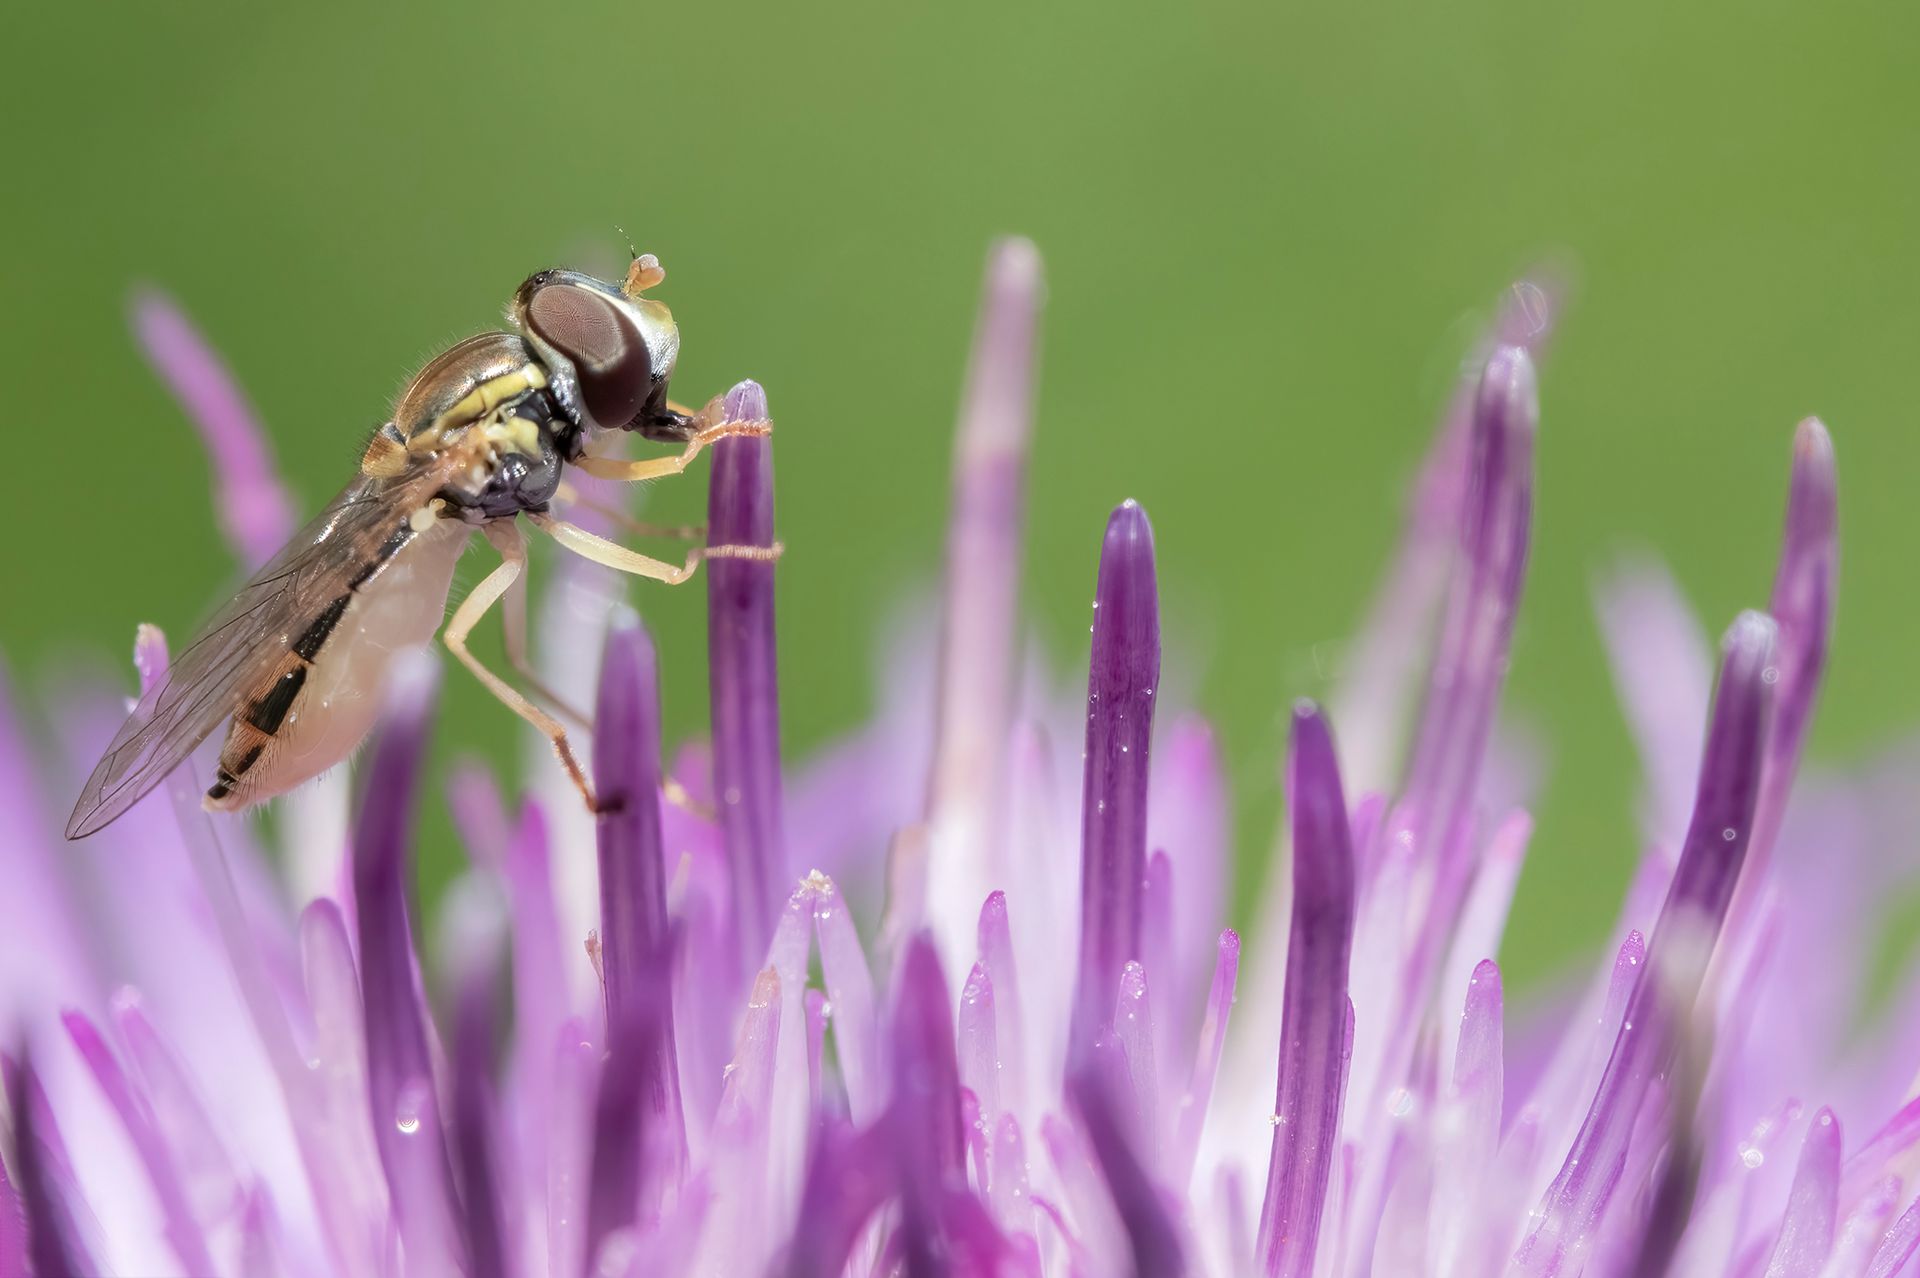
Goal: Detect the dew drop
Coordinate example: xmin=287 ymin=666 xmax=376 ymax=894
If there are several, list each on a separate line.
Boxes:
xmin=393 ymin=1079 xmax=433 ymax=1135
xmin=1722 ymin=827 xmax=1737 ymax=842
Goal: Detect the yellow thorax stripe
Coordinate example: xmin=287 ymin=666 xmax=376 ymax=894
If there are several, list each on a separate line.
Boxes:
xmin=415 ymin=363 xmax=551 ymax=452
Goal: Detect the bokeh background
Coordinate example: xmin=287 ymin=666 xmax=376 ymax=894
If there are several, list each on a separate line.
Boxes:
xmin=5 ymin=1 xmax=1916 ymax=991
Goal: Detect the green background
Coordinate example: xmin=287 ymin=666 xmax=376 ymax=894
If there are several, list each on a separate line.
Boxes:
xmin=5 ymin=1 xmax=1915 ymax=989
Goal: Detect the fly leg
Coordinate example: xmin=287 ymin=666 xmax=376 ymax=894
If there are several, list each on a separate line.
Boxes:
xmin=527 ymin=512 xmax=782 ymax=583
xmin=492 ymin=523 xmax=593 ymax=727
xmin=534 ymin=498 xmax=726 ymax=823
xmin=444 ymin=521 xmax=602 ymax=811
xmin=570 ymin=414 xmax=772 ymax=485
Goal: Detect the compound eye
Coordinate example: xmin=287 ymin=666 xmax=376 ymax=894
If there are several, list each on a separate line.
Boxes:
xmin=525 ymin=282 xmax=652 ymax=426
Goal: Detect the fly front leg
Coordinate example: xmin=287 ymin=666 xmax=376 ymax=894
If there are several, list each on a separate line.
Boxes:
xmin=528 ymin=512 xmax=782 ymax=583
xmin=444 ymin=522 xmax=602 ymax=811
xmin=570 ymin=415 xmax=773 ymax=485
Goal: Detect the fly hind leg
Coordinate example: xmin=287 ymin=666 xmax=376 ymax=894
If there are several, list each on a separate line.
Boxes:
xmin=444 ymin=521 xmax=603 ymax=811
xmin=493 ymin=530 xmax=592 ymax=728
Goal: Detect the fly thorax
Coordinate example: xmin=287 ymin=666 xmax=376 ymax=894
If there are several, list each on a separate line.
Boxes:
xmin=439 ymin=391 xmax=568 ymax=520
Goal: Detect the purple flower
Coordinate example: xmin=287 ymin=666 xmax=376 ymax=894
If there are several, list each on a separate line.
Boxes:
xmin=4 ymin=242 xmax=1916 ymax=1278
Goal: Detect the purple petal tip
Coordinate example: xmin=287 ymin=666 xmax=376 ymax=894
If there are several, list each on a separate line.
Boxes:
xmin=1786 ymin=416 xmax=1837 ymax=542
xmin=721 ymin=379 xmax=769 ymax=423
xmin=1478 ymin=345 xmax=1539 ymax=443
xmin=1721 ymin=609 xmax=1779 ymax=671
xmin=988 ymin=236 xmax=1043 ymax=290
xmin=1092 ymin=501 xmax=1160 ymax=693
xmin=133 ymin=623 xmax=170 ymax=697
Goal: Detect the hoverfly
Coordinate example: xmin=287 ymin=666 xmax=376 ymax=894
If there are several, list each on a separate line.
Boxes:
xmin=66 ymin=254 xmax=773 ymax=840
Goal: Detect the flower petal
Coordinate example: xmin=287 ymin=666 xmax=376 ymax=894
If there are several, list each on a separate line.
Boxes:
xmin=1256 ymin=703 xmax=1357 ymax=1277
xmin=1072 ymin=500 xmax=1161 ymax=1056
xmin=349 ymin=651 xmax=465 ymax=1273
xmin=925 ymin=238 xmax=1044 ymax=966
xmin=1517 ymin=611 xmax=1777 ymax=1270
xmin=593 ymin=618 xmax=686 ymax=1183
xmin=130 ymin=288 xmax=295 ymax=569
xmin=708 ymin=379 xmax=787 ymax=970
xmin=1763 ymin=1108 xmax=1841 ymax=1276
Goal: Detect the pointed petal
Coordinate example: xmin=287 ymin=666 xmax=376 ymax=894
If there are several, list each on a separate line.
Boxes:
xmin=777 ymin=1122 xmax=892 ymax=1278
xmin=593 ymin=618 xmax=686 ymax=1177
xmin=708 ymin=379 xmax=786 ymax=968
xmin=812 ymin=873 xmax=881 ymax=1124
xmin=1764 ymin=1108 xmax=1842 ymax=1276
xmin=1739 ymin=418 xmax=1839 ymax=906
xmin=1517 ymin=613 xmax=1776 ymax=1268
xmin=130 ymin=288 xmax=295 ymax=568
xmin=1331 ymin=278 xmax=1558 ymax=797
xmin=959 ymin=961 xmax=1001 ymax=1126
xmin=925 ymin=239 xmax=1044 ymax=965
xmin=350 ymin=651 xmax=465 ymax=1273
xmin=1864 ymin=1191 xmax=1920 ymax=1278
xmin=1256 ymin=704 xmax=1357 ymax=1277
xmin=61 ymin=1010 xmax=217 ymax=1275
xmin=442 ymin=887 xmax=509 ymax=1278
xmin=1434 ymin=961 xmax=1503 ymax=1278
xmin=1070 ymin=1060 xmax=1184 ymax=1278
xmin=1149 ymin=717 xmax=1229 ymax=1054
xmin=890 ymin=935 xmax=969 ymax=1269
xmin=1173 ymin=929 xmax=1240 ymax=1190
xmin=1073 ymin=500 xmax=1161 ymax=1055
xmin=1818 ymin=1174 xmax=1899 ymax=1278
xmin=4 ymin=1052 xmax=92 ymax=1278
xmin=976 ymin=890 xmax=1030 ymax=1127
xmin=584 ymin=987 xmax=664 ymax=1264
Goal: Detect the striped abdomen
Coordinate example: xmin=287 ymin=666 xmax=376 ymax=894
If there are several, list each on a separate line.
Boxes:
xmin=204 ymin=520 xmax=472 ymax=812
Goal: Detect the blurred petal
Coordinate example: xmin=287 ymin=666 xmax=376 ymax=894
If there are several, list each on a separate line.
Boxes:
xmin=130 ymin=289 xmax=295 ymax=569
xmin=925 ymin=238 xmax=1044 ymax=969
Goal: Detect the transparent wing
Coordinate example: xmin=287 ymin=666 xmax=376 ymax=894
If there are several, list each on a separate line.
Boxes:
xmin=65 ymin=466 xmax=442 ymax=839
